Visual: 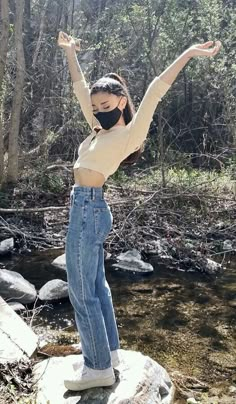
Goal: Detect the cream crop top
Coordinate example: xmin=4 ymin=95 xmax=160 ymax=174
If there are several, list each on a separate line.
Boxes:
xmin=73 ymin=67 xmax=171 ymax=180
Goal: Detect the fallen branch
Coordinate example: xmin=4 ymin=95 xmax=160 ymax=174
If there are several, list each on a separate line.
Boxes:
xmin=0 ymin=206 xmax=68 ymax=213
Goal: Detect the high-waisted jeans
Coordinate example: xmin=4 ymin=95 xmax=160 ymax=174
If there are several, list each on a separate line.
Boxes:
xmin=65 ymin=185 xmax=120 ymax=370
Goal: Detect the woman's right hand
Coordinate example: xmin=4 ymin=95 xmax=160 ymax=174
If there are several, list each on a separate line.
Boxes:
xmin=57 ymin=31 xmax=80 ymax=52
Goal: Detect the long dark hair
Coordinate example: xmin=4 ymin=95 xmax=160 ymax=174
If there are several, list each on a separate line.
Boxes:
xmin=90 ymin=72 xmax=145 ymax=166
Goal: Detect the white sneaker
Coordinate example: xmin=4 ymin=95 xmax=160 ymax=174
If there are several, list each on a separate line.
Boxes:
xmin=64 ymin=364 xmax=115 ymax=391
xmin=75 ymin=342 xmax=120 ymax=368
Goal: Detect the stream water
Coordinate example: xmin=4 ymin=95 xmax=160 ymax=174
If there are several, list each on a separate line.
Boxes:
xmin=3 ymin=250 xmax=236 ymax=402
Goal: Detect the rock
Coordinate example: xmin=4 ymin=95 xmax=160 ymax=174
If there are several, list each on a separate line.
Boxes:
xmin=51 ymin=253 xmax=66 ymax=271
xmin=8 ymin=302 xmax=26 ymax=312
xmin=205 ymin=258 xmax=222 ymax=275
xmin=39 ymin=279 xmax=68 ymax=301
xmin=112 ymin=249 xmax=154 ymax=273
xmin=52 ymin=250 xmax=111 ymax=270
xmin=0 ymin=237 xmax=14 ymax=255
xmin=0 ymin=268 xmax=37 ymax=303
xmin=187 ymin=398 xmax=198 ymax=404
xmin=34 ymin=349 xmax=175 ymax=404
xmin=105 ymin=251 xmax=112 ymax=261
xmin=223 ymin=240 xmax=233 ymax=250
xmin=0 ymin=296 xmax=38 ymax=363
xmin=228 ymin=385 xmax=236 ymax=394
xmin=228 ymin=299 xmax=236 ymax=308
xmin=146 ymin=238 xmax=172 ymax=259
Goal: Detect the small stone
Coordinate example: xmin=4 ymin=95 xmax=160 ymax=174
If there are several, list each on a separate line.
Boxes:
xmin=51 ymin=253 xmax=66 ymax=271
xmin=223 ymin=240 xmax=233 ymax=250
xmin=228 ymin=385 xmax=236 ymax=394
xmin=228 ymin=300 xmax=236 ymax=308
xmin=0 ymin=237 xmax=14 ymax=255
xmin=187 ymin=398 xmax=198 ymax=404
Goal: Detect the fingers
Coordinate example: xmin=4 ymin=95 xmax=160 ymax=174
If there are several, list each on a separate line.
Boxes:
xmin=202 ymin=41 xmax=214 ymax=48
xmin=59 ymin=31 xmax=68 ymax=40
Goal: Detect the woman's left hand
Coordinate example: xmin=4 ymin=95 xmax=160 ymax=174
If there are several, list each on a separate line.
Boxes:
xmin=188 ymin=40 xmax=222 ymax=58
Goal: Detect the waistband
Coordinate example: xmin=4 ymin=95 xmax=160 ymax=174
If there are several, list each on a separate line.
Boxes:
xmin=72 ymin=184 xmax=104 ymax=200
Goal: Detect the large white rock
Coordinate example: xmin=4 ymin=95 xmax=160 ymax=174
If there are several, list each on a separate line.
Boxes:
xmin=0 ymin=296 xmax=38 ymax=363
xmin=0 ymin=268 xmax=37 ymax=303
xmin=34 ymin=349 xmax=175 ymax=403
xmin=112 ymin=249 xmax=154 ymax=273
xmin=39 ymin=279 xmax=68 ymax=301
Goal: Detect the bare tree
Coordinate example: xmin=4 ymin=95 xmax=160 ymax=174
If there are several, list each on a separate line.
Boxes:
xmin=0 ymin=0 xmax=9 ymax=186
xmin=32 ymin=0 xmax=49 ymax=68
xmin=7 ymin=0 xmax=25 ymax=184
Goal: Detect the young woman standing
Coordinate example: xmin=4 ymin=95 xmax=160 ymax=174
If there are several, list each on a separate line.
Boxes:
xmin=58 ymin=31 xmax=221 ymax=391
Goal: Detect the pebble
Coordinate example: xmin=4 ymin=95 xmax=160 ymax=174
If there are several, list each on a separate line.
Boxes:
xmin=228 ymin=300 xmax=236 ymax=308
xmin=228 ymin=385 xmax=236 ymax=394
xmin=187 ymin=398 xmax=198 ymax=404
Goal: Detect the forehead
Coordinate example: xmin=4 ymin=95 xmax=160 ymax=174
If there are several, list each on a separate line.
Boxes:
xmin=91 ymin=92 xmax=118 ymax=106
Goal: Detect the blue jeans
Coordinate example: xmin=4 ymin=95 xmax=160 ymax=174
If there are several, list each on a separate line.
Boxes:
xmin=65 ymin=185 xmax=120 ymax=370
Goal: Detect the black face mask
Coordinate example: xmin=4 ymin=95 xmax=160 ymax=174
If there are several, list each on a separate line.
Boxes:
xmin=93 ymin=98 xmax=122 ymax=130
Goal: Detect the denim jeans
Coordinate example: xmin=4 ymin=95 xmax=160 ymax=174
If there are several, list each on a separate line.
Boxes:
xmin=65 ymin=185 xmax=120 ymax=370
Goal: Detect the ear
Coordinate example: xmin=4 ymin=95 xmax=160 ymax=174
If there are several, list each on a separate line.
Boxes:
xmin=120 ymin=96 xmax=127 ymax=111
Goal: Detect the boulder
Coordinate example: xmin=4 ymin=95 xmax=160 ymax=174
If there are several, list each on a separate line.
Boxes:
xmin=39 ymin=279 xmax=69 ymax=301
xmin=0 ymin=296 xmax=38 ymax=363
xmin=34 ymin=349 xmax=175 ymax=403
xmin=0 ymin=237 xmax=14 ymax=255
xmin=0 ymin=268 xmax=36 ymax=303
xmin=112 ymin=249 xmax=153 ymax=273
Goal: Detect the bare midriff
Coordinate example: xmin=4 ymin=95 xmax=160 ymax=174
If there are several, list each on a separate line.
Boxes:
xmin=73 ymin=167 xmax=106 ymax=187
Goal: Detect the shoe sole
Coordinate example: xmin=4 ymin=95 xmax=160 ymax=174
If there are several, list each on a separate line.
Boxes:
xmin=64 ymin=375 xmax=115 ymax=391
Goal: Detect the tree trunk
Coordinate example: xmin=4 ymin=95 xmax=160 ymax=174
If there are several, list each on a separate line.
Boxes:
xmin=0 ymin=0 xmax=9 ymax=186
xmin=24 ymin=0 xmax=33 ymax=69
xmin=32 ymin=0 xmax=49 ymax=68
xmin=7 ymin=0 xmax=25 ymax=184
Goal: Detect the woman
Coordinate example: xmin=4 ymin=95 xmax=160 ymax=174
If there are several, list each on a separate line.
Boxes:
xmin=58 ymin=31 xmax=221 ymax=391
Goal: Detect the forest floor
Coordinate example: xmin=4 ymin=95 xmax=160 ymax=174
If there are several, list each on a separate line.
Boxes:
xmin=0 ymin=164 xmax=235 ymax=263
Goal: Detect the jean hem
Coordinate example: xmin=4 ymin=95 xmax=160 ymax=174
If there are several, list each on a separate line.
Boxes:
xmin=84 ymin=360 xmax=112 ymax=371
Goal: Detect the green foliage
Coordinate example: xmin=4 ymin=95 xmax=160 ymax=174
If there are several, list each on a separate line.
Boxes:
xmin=38 ymin=173 xmax=65 ymax=194
xmin=0 ymin=191 xmax=10 ymax=208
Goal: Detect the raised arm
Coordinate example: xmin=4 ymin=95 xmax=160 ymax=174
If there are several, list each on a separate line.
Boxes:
xmin=125 ymin=40 xmax=222 ymax=152
xmin=58 ymin=31 xmax=96 ymax=129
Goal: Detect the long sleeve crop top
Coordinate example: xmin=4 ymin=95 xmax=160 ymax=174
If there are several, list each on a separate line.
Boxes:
xmin=72 ymin=66 xmax=171 ymax=181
